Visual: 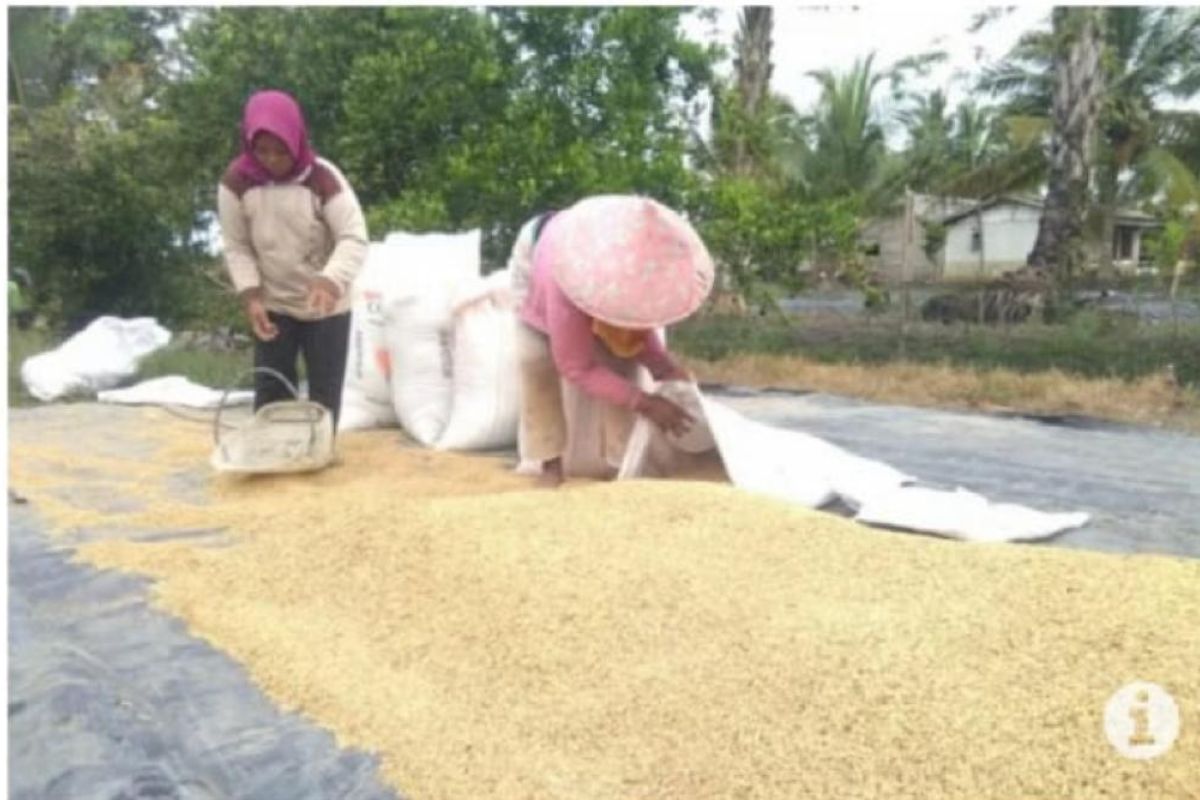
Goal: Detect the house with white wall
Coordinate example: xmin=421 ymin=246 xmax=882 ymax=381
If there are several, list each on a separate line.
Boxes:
xmin=865 ymin=194 xmax=1160 ymax=282
xmin=940 ymin=196 xmax=1158 ymax=280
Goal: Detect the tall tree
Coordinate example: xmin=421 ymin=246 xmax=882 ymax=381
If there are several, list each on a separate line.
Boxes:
xmin=982 ymin=7 xmax=1200 ymax=276
xmin=154 ymin=7 xmax=714 ymax=262
xmin=1094 ymin=7 xmax=1200 ymax=274
xmin=1025 ymin=7 xmax=1105 ymax=287
xmin=8 ymin=7 xmax=70 ymax=110
xmin=9 ymin=7 xmax=206 ymax=325
xmin=731 ymin=6 xmax=773 ymax=176
xmin=898 ymin=90 xmax=953 ymax=191
xmin=804 ymin=54 xmax=888 ymax=201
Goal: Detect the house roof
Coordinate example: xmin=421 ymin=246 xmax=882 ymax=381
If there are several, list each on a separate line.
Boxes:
xmin=938 ymin=194 xmax=1160 ymax=227
xmin=938 ymin=194 xmax=1039 ymax=225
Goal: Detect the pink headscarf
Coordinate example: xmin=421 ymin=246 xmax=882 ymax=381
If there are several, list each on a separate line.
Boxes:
xmin=232 ymin=89 xmax=317 ymax=185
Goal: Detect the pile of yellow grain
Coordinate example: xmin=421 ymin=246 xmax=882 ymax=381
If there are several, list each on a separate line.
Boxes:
xmin=9 ymin=405 xmax=1199 ymax=799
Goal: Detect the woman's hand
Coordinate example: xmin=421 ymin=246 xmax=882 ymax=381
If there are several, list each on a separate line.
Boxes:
xmin=241 ymin=290 xmax=278 ymax=341
xmin=307 ymin=275 xmax=341 ymax=315
xmin=634 ymin=392 xmax=694 ymax=437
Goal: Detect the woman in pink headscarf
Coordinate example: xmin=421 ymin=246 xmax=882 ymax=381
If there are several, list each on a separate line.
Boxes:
xmin=517 ymin=194 xmax=715 ymax=487
xmin=216 ymin=89 xmax=368 ymax=428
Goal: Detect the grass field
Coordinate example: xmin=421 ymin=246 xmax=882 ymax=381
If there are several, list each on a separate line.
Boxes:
xmin=671 ymin=310 xmax=1200 ymax=386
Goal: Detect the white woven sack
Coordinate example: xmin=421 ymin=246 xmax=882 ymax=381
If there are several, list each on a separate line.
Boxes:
xmin=341 ymin=242 xmax=403 ymax=430
xmin=385 ymin=229 xmax=481 ymax=445
xmin=436 ymin=270 xmax=521 ymax=451
xmin=21 ymin=316 xmax=170 ymax=402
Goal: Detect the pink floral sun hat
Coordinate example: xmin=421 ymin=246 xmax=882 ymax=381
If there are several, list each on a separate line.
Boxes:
xmin=545 ymin=194 xmax=715 ymax=328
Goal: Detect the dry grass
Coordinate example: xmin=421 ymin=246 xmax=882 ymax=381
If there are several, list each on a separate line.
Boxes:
xmin=690 ymin=354 xmax=1200 ymax=432
xmin=9 ymin=405 xmax=1200 ymax=799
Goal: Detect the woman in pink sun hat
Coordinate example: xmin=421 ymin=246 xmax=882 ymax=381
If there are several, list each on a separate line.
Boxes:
xmin=516 ymin=194 xmax=716 ymax=487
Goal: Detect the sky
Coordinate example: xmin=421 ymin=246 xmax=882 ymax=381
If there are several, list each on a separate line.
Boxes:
xmin=684 ymin=4 xmax=1053 ymax=108
xmin=681 ymin=3 xmax=1055 ymax=145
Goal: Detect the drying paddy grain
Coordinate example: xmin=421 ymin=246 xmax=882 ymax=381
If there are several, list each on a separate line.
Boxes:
xmin=10 ymin=405 xmax=1198 ymax=799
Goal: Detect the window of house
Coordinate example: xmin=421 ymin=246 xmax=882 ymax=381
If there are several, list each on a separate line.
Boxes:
xmin=1113 ymin=227 xmax=1135 ymax=261
xmin=970 ymin=228 xmax=982 ymax=253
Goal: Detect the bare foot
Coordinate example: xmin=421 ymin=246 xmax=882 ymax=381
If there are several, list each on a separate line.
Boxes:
xmin=535 ymin=457 xmax=564 ymax=488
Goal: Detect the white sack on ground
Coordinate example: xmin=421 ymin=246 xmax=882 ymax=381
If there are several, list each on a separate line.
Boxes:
xmin=436 ymin=270 xmax=521 ymax=451
xmin=97 ymin=375 xmax=253 ymax=409
xmin=386 ymin=229 xmax=481 ymax=445
xmin=21 ymin=317 xmax=171 ymax=402
xmin=341 ymin=242 xmax=404 ymax=431
xmin=618 ymin=381 xmax=1088 ymax=543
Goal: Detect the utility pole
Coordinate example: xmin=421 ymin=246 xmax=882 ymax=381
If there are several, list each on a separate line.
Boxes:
xmin=977 ymin=197 xmax=987 ymax=325
xmin=900 ymin=187 xmax=913 ymax=359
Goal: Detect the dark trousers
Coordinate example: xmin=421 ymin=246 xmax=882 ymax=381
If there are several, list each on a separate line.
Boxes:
xmin=254 ymin=311 xmax=352 ymax=429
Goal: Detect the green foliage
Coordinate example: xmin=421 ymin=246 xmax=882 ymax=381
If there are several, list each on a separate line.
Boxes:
xmin=138 ymin=344 xmax=251 ymax=390
xmin=694 ymin=176 xmax=862 ymax=304
xmin=9 ymin=5 xmax=1197 ymax=332
xmin=1155 ymin=218 xmax=1190 ymax=270
xmin=364 ymin=192 xmax=454 ymax=241
xmin=8 ymin=8 xmax=213 ymax=327
xmin=694 ymin=177 xmax=808 ymax=298
xmin=803 ymin=55 xmax=888 ymax=202
xmin=170 ymin=7 xmax=715 ymax=266
xmin=978 ymin=7 xmax=1200 ymax=238
xmin=10 ymin=6 xmax=719 ymax=322
xmin=921 ymin=221 xmax=947 ymax=263
xmin=9 ymin=82 xmax=205 ymax=325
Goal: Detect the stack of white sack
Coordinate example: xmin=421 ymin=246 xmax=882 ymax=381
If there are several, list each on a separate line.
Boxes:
xmin=617 ymin=381 xmax=1091 ymax=544
xmin=341 ymin=229 xmax=527 ymax=452
xmin=341 ymin=230 xmax=475 ymax=438
xmin=380 ymin=230 xmax=480 ymax=445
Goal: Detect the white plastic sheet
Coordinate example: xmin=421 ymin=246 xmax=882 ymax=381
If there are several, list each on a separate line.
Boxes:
xmin=854 ymin=486 xmax=1091 ymax=543
xmin=97 ymin=375 xmax=253 ymax=409
xmin=618 ymin=382 xmax=1089 ymax=543
xmin=21 ymin=317 xmax=171 ymax=402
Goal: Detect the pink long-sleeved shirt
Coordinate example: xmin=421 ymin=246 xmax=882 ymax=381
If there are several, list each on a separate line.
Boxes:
xmin=518 ymin=215 xmax=681 ymax=409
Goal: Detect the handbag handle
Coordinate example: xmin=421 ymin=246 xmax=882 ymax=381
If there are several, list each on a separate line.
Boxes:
xmin=212 ymin=366 xmax=303 ymax=447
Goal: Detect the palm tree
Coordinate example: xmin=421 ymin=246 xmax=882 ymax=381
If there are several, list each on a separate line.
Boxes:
xmin=1025 ymin=7 xmax=1105 ymax=284
xmin=731 ymin=6 xmax=773 ymax=176
xmin=804 ymin=54 xmax=888 ymax=202
xmin=898 ymin=89 xmax=953 ymax=191
xmin=951 ymin=103 xmax=1008 ymax=172
xmin=981 ymin=7 xmax=1200 ymax=277
xmin=1094 ymin=7 xmax=1200 ymax=273
xmin=899 ymin=94 xmax=1014 ymax=196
